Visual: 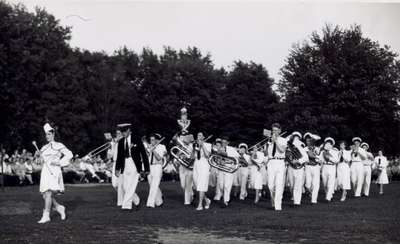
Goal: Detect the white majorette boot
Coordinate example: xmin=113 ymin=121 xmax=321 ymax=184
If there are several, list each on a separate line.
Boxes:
xmin=37 ymin=210 xmax=51 ymax=224
xmin=54 ymin=205 xmax=66 ymax=220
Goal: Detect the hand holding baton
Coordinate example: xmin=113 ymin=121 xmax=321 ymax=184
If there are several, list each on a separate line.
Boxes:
xmin=32 ymin=141 xmax=54 ymax=175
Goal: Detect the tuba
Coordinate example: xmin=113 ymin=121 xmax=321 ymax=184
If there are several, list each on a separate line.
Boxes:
xmin=285 ymin=137 xmax=304 ymax=169
xmin=170 ymin=137 xmax=195 ymax=170
xmin=208 ymin=154 xmax=239 ymax=173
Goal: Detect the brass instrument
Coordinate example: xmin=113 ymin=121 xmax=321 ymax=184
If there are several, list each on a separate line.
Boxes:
xmin=208 ymin=154 xmax=239 ymax=173
xmin=170 ymin=136 xmax=195 ymax=169
xmin=144 ymin=137 xmax=167 ymax=168
xmin=83 ymin=142 xmax=112 ymax=161
xmin=285 ymin=140 xmax=304 ymax=169
xmin=249 ymin=131 xmax=287 ymax=151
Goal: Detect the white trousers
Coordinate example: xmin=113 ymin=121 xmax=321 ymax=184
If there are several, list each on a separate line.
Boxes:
xmin=250 ymin=165 xmax=263 ymax=191
xmin=117 ymin=158 xmax=140 ymax=209
xmin=267 ymin=160 xmax=286 ymax=210
xmin=350 ymin=162 xmax=364 ymax=197
xmin=288 ymin=166 xmax=305 ymax=205
xmin=146 ymin=164 xmax=163 ymax=207
xmin=215 ymin=170 xmax=234 ymax=203
xmin=362 ymin=165 xmax=372 ymax=196
xmin=179 ymin=166 xmax=193 ymax=204
xmin=322 ymin=164 xmax=336 ymax=201
xmin=238 ymin=167 xmax=250 ymax=199
xmin=305 ymin=165 xmax=321 ymax=203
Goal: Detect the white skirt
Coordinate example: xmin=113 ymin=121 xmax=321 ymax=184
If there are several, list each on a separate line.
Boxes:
xmin=39 ymin=164 xmax=64 ymax=193
xmin=337 ymin=163 xmax=351 ymax=190
xmin=376 ymin=168 xmax=389 ymax=184
xmin=193 ymin=158 xmax=210 ymax=192
xmin=249 ymin=165 xmax=263 ymax=190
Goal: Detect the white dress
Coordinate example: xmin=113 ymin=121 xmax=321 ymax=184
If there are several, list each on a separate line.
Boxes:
xmin=337 ymin=149 xmax=351 ymax=190
xmin=39 ymin=141 xmax=73 ymax=193
xmin=193 ymin=143 xmax=211 ymax=192
xmin=374 ymin=156 xmax=389 ymax=184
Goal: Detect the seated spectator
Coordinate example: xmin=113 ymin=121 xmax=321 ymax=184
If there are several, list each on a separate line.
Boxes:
xmin=24 ymin=156 xmax=34 ymax=185
xmin=80 ymin=157 xmax=104 ymax=183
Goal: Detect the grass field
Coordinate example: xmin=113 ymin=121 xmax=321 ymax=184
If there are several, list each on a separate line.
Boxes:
xmin=0 ymin=181 xmax=399 ymax=244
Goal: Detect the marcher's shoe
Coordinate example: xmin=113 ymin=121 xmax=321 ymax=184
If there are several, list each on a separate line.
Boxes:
xmin=196 ymin=206 xmax=203 ymax=211
xmin=134 ymin=203 xmax=141 ymax=211
xmin=204 ymin=199 xmax=211 ymax=209
xmin=38 ymin=210 xmax=51 ymax=224
xmin=340 ymin=196 xmax=346 ymax=202
xmin=55 ymin=205 xmax=66 ymax=220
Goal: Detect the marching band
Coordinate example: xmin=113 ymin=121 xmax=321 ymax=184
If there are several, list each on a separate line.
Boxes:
xmin=35 ymin=106 xmax=390 ymax=224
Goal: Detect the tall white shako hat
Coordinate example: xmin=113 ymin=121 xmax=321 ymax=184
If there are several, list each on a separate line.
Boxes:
xmin=43 ymin=123 xmax=54 ymax=133
xmin=324 ymin=137 xmax=335 ymax=146
xmin=180 ymin=107 xmax=188 ymax=114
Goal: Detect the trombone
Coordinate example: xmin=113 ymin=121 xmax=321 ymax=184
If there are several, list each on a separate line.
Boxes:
xmin=83 ymin=142 xmax=112 ymax=161
xmin=249 ymin=131 xmax=287 ymax=151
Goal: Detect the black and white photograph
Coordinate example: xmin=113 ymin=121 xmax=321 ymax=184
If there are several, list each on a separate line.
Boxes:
xmin=0 ymin=0 xmax=400 ymax=243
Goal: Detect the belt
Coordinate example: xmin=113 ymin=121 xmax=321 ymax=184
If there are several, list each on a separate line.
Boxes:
xmin=270 ymin=157 xmax=285 ymax=160
xmin=324 ymin=162 xmax=335 ymax=166
xmin=306 ymin=162 xmax=320 ymax=166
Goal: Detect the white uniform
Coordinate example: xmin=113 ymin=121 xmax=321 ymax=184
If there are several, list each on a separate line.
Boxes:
xmin=337 ymin=150 xmax=351 ymax=190
xmin=304 ymin=146 xmax=321 ymax=203
xmin=362 ymin=152 xmax=374 ymax=196
xmin=109 ymin=140 xmax=119 ymax=189
xmin=146 ymin=144 xmax=166 ymax=207
xmin=287 ymin=139 xmax=308 ymax=205
xmin=320 ymin=148 xmax=339 ymax=201
xmin=39 ymin=141 xmax=73 ymax=193
xmin=374 ymin=156 xmax=389 ymax=184
xmin=266 ymin=136 xmax=287 ymax=210
xmin=193 ymin=143 xmax=211 ymax=192
xmin=249 ymin=151 xmax=263 ymax=191
xmin=215 ymin=146 xmax=239 ymax=203
xmin=350 ymin=147 xmax=367 ymax=197
xmin=177 ymin=143 xmax=194 ymax=205
xmin=237 ymin=153 xmax=251 ymax=200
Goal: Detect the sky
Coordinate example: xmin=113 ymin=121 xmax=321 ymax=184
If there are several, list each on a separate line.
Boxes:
xmin=11 ymin=0 xmax=400 ymax=82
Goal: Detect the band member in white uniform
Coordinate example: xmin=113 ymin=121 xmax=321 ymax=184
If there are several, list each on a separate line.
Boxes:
xmin=114 ymin=123 xmax=150 ymax=210
xmin=374 ymin=150 xmax=389 ymax=194
xmin=178 ymin=134 xmax=194 ymax=205
xmin=109 ymin=129 xmax=122 ymax=190
xmin=249 ymin=147 xmax=264 ymax=204
xmin=146 ymin=133 xmax=166 ymax=208
xmin=361 ymin=142 xmax=374 ymax=197
xmin=350 ymin=137 xmax=367 ymax=197
xmin=320 ymin=137 xmax=339 ymax=202
xmin=266 ymin=123 xmax=287 ymax=211
xmin=237 ymin=143 xmax=251 ymax=200
xmin=215 ymin=136 xmax=239 ymax=207
xmin=337 ymin=141 xmax=352 ymax=201
xmin=286 ymin=132 xmax=308 ymax=206
xmin=303 ymin=132 xmax=321 ymax=204
xmin=192 ymin=132 xmax=212 ymax=210
xmin=37 ymin=123 xmax=73 ymax=224
xmin=210 ymin=139 xmax=222 ymax=198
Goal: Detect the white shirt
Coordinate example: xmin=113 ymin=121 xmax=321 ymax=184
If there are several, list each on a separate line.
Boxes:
xmin=267 ymin=136 xmax=287 ymax=159
xmin=374 ymin=156 xmax=388 ymax=168
xmin=351 ymin=147 xmax=367 ymax=162
xmin=150 ymin=144 xmax=167 ymax=164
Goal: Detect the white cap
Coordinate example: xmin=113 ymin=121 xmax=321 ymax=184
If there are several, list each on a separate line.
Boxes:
xmin=361 ymin=142 xmax=369 ymax=149
xmin=324 ymin=137 xmax=335 ymax=145
xmin=291 ymin=131 xmax=302 ymax=139
xmin=352 ymin=137 xmax=362 ymax=143
xmin=238 ymin=143 xmax=248 ymax=150
xmin=43 ymin=123 xmax=54 ymax=133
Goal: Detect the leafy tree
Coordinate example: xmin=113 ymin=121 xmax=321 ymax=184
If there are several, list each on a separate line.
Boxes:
xmin=279 ymin=24 xmax=400 ymax=154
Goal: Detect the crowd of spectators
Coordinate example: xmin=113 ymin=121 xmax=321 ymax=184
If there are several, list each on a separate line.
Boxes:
xmin=0 ymin=148 xmax=399 ymax=187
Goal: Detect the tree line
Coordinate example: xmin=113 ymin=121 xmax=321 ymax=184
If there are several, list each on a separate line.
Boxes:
xmin=0 ymin=2 xmax=399 ymax=155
